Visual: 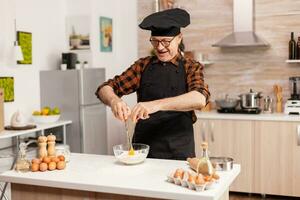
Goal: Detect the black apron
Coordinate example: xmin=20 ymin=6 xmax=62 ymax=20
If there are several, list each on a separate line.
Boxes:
xmin=133 ymin=57 xmax=195 ymax=160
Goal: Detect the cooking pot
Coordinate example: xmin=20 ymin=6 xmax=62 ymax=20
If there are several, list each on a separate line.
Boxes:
xmin=239 ymin=89 xmax=263 ymax=109
xmin=215 ymin=94 xmax=240 ymax=109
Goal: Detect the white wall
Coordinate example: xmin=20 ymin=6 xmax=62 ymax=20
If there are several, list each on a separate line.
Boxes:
xmin=66 ymin=0 xmax=138 ymax=154
xmin=0 ymin=0 xmax=138 ymax=154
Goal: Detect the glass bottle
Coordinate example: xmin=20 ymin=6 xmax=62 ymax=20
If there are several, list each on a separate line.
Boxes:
xmin=197 ymin=142 xmax=214 ymax=175
xmin=15 ymin=143 xmax=30 ymax=172
xmin=289 ymin=32 xmax=296 ymax=60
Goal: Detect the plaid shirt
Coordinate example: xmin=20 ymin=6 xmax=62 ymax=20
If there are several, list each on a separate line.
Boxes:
xmin=95 ymin=53 xmax=210 ymax=122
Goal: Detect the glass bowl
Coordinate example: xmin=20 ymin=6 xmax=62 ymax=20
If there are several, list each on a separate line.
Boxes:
xmin=113 ymin=143 xmax=149 ymax=165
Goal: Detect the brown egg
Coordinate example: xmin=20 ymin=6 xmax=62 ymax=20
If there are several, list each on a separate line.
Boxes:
xmin=39 ymin=162 xmax=48 ymax=172
xmin=174 ymin=168 xmax=184 ymax=179
xmin=32 ymin=158 xmax=41 ymax=165
xmin=56 ymin=161 xmax=66 ymax=170
xmin=57 ymin=155 xmax=65 ymax=162
xmin=195 ymin=174 xmax=205 ymax=185
xmin=51 ymin=157 xmax=60 ymax=163
xmin=48 ymin=162 xmax=56 ymax=171
xmin=43 ymin=156 xmax=51 ymax=164
xmin=204 ymin=175 xmax=212 ymax=182
xmin=187 ymin=174 xmax=196 ymax=183
xmin=31 ymin=163 xmax=39 ymax=172
xmin=212 ymin=173 xmax=220 ymax=180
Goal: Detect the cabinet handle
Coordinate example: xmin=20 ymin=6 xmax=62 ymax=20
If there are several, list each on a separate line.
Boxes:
xmin=210 ymin=122 xmax=215 ymax=142
xmin=201 ymin=122 xmax=206 ymax=142
xmin=297 ymin=125 xmax=300 ymax=146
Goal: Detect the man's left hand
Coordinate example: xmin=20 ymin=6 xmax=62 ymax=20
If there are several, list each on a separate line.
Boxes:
xmin=131 ymin=101 xmax=160 ymax=123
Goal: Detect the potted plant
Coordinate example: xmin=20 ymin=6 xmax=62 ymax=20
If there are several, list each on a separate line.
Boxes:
xmin=83 ymin=61 xmax=88 ymax=68
xmin=75 ymin=60 xmax=81 ymax=70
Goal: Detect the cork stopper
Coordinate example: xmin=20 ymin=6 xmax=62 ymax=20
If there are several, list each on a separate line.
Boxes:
xmin=201 ymin=142 xmax=208 ymax=149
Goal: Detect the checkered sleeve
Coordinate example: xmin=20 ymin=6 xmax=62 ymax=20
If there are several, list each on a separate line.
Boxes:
xmin=186 ymin=60 xmax=210 ymax=104
xmin=95 ymin=57 xmax=151 ymax=101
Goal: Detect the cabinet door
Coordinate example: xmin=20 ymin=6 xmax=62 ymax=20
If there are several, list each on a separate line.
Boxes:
xmin=254 ymin=121 xmax=300 ymax=196
xmin=194 ymin=119 xmax=254 ymax=193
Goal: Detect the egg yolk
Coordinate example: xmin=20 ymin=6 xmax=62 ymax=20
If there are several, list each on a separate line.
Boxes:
xmin=128 ymin=146 xmax=135 ymax=156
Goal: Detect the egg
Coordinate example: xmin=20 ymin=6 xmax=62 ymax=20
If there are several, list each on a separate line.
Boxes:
xmin=187 ymin=174 xmax=196 ymax=183
xmin=195 ymin=174 xmax=205 ymax=185
xmin=57 ymin=155 xmax=65 ymax=162
xmin=43 ymin=156 xmax=51 ymax=164
xmin=48 ymin=162 xmax=56 ymax=171
xmin=174 ymin=168 xmax=184 ymax=179
xmin=39 ymin=162 xmax=48 ymax=172
xmin=56 ymin=161 xmax=66 ymax=170
xmin=31 ymin=163 xmax=39 ymax=172
xmin=32 ymin=158 xmax=41 ymax=165
xmin=204 ymin=175 xmax=213 ymax=182
xmin=212 ymin=173 xmax=220 ymax=180
xmin=51 ymin=157 xmax=60 ymax=163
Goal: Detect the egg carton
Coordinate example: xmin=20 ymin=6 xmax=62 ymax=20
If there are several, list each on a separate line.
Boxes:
xmin=166 ymin=170 xmax=217 ymax=192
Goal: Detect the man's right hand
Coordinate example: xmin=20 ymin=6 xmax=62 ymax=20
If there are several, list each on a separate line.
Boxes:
xmin=110 ymin=98 xmax=131 ymax=122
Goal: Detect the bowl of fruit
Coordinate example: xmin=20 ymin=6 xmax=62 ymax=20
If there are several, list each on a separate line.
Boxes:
xmin=32 ymin=107 xmax=61 ymax=124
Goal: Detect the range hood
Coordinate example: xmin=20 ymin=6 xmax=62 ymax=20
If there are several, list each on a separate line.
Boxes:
xmin=212 ymin=0 xmax=269 ymax=47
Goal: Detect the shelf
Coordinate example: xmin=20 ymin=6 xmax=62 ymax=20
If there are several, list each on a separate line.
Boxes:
xmin=286 ymin=60 xmax=300 ymax=63
xmin=0 ymin=120 xmax=72 ymax=140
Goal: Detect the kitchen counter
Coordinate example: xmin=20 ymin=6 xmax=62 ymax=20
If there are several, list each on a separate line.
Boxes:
xmin=196 ymin=110 xmax=300 ymax=122
xmin=0 ymin=153 xmax=240 ymax=200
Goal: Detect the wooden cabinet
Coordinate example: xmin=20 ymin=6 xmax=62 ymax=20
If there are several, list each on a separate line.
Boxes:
xmin=254 ymin=121 xmax=300 ymax=196
xmin=194 ymin=118 xmax=300 ymax=197
xmin=194 ymin=119 xmax=254 ymax=192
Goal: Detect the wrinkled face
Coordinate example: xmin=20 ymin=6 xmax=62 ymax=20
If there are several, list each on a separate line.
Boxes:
xmin=150 ymin=34 xmax=182 ymax=62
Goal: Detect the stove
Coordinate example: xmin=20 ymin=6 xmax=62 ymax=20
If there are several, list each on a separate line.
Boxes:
xmin=217 ymin=108 xmax=261 ymax=114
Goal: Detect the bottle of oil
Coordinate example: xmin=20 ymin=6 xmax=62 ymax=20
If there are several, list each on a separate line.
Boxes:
xmin=15 ymin=143 xmax=30 ymax=172
xmin=187 ymin=142 xmax=214 ymax=175
xmin=289 ymin=32 xmax=297 ymax=60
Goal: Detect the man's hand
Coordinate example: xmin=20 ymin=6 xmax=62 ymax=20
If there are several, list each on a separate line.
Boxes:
xmin=131 ymin=101 xmax=160 ymax=123
xmin=110 ymin=99 xmax=131 ymax=122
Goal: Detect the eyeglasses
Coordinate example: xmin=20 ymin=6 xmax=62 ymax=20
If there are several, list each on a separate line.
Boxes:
xmin=149 ymin=37 xmax=176 ymax=48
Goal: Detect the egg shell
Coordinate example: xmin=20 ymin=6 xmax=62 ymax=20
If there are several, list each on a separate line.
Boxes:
xmin=174 ymin=168 xmax=184 ymax=179
xmin=43 ymin=156 xmax=51 ymax=164
xmin=57 ymin=161 xmax=66 ymax=170
xmin=51 ymin=157 xmax=60 ymax=163
xmin=31 ymin=163 xmax=39 ymax=172
xmin=48 ymin=162 xmax=56 ymax=171
xmin=39 ymin=163 xmax=48 ymax=172
xmin=57 ymin=155 xmax=65 ymax=162
xmin=195 ymin=174 xmax=205 ymax=185
xmin=180 ymin=171 xmax=189 ymax=187
xmin=32 ymin=158 xmax=41 ymax=165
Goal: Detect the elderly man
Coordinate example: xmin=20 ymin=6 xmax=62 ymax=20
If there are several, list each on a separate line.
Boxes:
xmin=96 ymin=8 xmax=210 ymax=160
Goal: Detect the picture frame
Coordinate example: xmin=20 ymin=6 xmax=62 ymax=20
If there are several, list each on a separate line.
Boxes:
xmin=17 ymin=31 xmax=32 ymax=64
xmin=0 ymin=77 xmax=14 ymax=102
xmin=66 ymin=15 xmax=90 ymax=50
xmin=99 ymin=17 xmax=113 ymax=52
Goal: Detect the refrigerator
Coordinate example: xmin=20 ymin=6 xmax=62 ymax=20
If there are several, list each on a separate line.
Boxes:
xmin=40 ymin=68 xmax=107 ymax=154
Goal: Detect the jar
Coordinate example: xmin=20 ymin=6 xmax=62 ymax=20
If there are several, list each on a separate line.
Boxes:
xmin=55 ymin=144 xmax=70 ymax=162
